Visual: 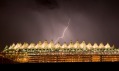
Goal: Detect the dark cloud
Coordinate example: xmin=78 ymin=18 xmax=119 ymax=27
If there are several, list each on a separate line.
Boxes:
xmin=35 ymin=0 xmax=59 ymax=9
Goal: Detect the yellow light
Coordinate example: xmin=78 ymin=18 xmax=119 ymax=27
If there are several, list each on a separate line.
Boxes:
xmin=87 ymin=43 xmax=92 ymax=49
xmin=99 ymin=43 xmax=104 ymax=48
xmin=42 ymin=40 xmax=48 ymax=48
xmin=55 ymin=42 xmax=61 ymax=48
xmin=28 ymin=43 xmax=35 ymax=49
xmin=74 ymin=40 xmax=80 ymax=48
xmin=62 ymin=42 xmax=67 ymax=48
xmin=21 ymin=43 xmax=29 ymax=49
xmin=68 ymin=40 xmax=74 ymax=48
xmin=14 ymin=43 xmax=22 ymax=49
xmin=80 ymin=41 xmax=86 ymax=48
xmin=105 ymin=43 xmax=110 ymax=48
xmin=93 ymin=43 xmax=98 ymax=48
xmin=48 ymin=40 xmax=55 ymax=49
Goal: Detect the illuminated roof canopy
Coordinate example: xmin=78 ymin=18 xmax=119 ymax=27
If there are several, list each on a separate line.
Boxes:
xmin=7 ymin=40 xmax=114 ymax=49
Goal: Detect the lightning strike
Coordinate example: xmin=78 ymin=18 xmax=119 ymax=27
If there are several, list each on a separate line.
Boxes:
xmin=54 ymin=19 xmax=71 ymax=44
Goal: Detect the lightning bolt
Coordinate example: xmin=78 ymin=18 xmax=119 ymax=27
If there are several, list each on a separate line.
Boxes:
xmin=54 ymin=18 xmax=71 ymax=44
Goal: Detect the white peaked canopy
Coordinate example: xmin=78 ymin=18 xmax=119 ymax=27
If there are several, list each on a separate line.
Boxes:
xmin=42 ymin=40 xmax=48 ymax=48
xmin=28 ymin=43 xmax=35 ymax=49
xmin=68 ymin=41 xmax=74 ymax=48
xmin=80 ymin=41 xmax=86 ymax=49
xmin=7 ymin=40 xmax=114 ymax=49
xmin=35 ymin=44 xmax=40 ymax=49
xmin=9 ymin=43 xmax=15 ymax=49
xmin=105 ymin=43 xmax=111 ymax=48
xmin=99 ymin=43 xmax=104 ymax=48
xmin=21 ymin=43 xmax=28 ymax=49
xmin=48 ymin=40 xmax=55 ymax=48
xmin=112 ymin=45 xmax=115 ymax=48
xmin=62 ymin=42 xmax=67 ymax=48
xmin=74 ymin=41 xmax=80 ymax=48
xmin=14 ymin=43 xmax=22 ymax=49
xmin=35 ymin=41 xmax=42 ymax=49
xmin=55 ymin=42 xmax=61 ymax=49
xmin=87 ymin=43 xmax=92 ymax=49
xmin=93 ymin=43 xmax=98 ymax=48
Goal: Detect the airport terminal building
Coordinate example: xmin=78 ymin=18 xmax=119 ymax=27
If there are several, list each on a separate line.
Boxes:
xmin=1 ymin=40 xmax=119 ymax=63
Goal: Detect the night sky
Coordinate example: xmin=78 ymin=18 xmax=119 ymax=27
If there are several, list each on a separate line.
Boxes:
xmin=0 ymin=0 xmax=119 ymax=51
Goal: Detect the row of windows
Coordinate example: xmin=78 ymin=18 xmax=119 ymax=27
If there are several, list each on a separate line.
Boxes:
xmin=4 ymin=48 xmax=119 ymax=52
